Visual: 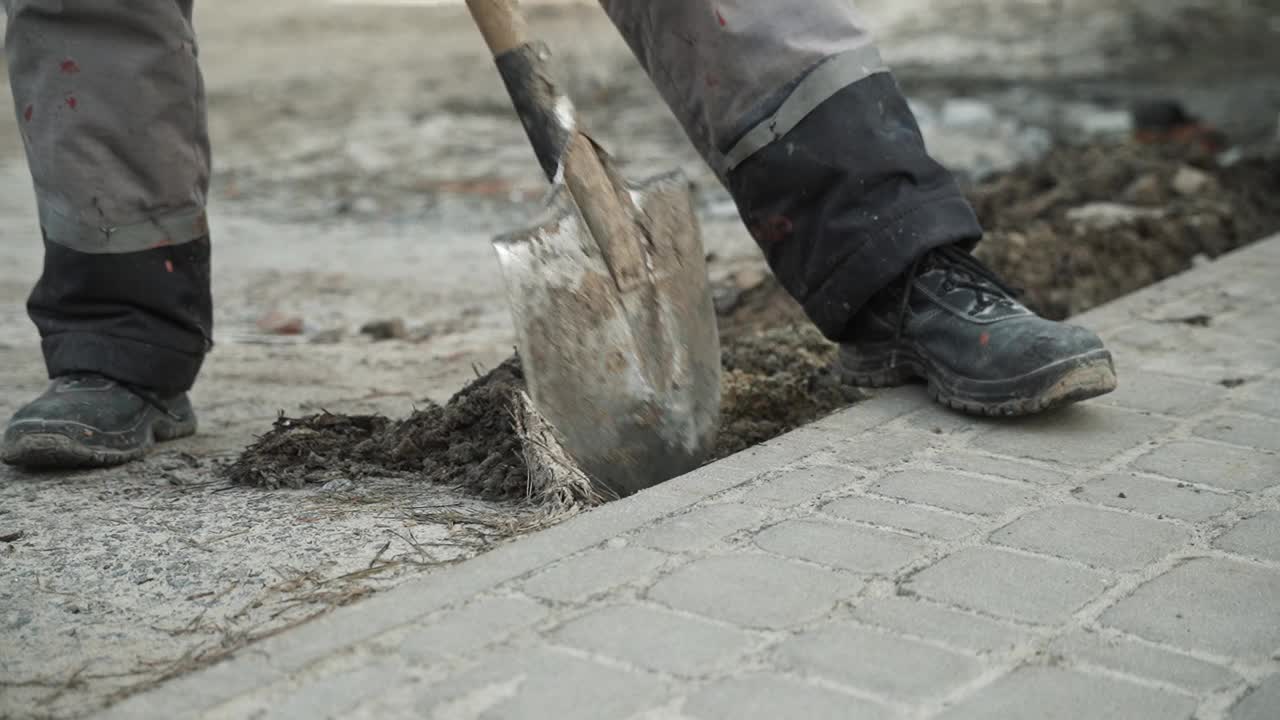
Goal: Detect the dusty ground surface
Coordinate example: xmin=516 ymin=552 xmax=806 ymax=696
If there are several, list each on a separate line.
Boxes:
xmin=2 ymin=1 xmax=1280 ymax=718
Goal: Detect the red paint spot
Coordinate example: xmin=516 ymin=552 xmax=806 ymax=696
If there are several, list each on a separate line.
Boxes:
xmin=706 ymin=74 xmax=720 ymax=89
xmin=164 ymin=260 xmax=175 ymax=273
xmin=60 ymin=59 xmax=80 ymax=74
xmin=717 ymin=9 xmax=727 ymax=26
xmin=980 ymin=332 xmax=991 ymax=347
xmin=23 ymin=104 xmax=32 ymax=122
xmin=65 ymin=95 xmax=78 ymax=110
xmin=752 ymin=215 xmax=794 ymax=246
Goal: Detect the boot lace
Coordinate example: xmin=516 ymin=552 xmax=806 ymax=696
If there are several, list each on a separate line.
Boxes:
xmin=893 ymin=245 xmax=1022 ymax=343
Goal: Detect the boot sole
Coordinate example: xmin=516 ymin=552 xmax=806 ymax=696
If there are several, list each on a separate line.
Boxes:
xmin=837 ymin=342 xmax=1118 ymax=417
xmin=1 ymin=412 xmax=197 ymax=470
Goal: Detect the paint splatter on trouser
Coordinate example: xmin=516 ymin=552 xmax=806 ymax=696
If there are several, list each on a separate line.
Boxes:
xmin=2 ymin=0 xmax=981 ymax=392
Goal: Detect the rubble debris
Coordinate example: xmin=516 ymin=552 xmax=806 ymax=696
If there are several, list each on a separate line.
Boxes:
xmin=359 ymin=318 xmax=408 ymax=341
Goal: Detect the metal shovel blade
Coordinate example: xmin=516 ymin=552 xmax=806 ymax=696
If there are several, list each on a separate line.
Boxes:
xmin=493 ymin=168 xmax=721 ymax=498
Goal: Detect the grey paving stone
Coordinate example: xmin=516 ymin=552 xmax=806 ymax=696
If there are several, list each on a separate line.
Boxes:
xmin=776 ymin=623 xmax=985 ymax=701
xmin=631 ymin=502 xmax=767 ymax=554
xmin=1102 ymin=558 xmax=1280 ymax=659
xmin=684 ymin=673 xmax=890 ymax=720
xmin=712 ymin=429 xmax=839 ymax=478
xmin=521 ymin=546 xmax=668 ymax=603
xmin=1108 ymin=321 xmax=1279 ymax=385
xmin=415 ymin=648 xmax=663 ymax=720
xmin=398 ymin=596 xmax=548 ymax=665
xmin=805 ymin=388 xmax=928 ymax=436
xmin=647 ymin=554 xmax=862 ymax=630
xmin=972 ymin=405 xmax=1175 ymax=468
xmin=1230 ymin=675 xmax=1280 ymax=720
xmin=1228 ymin=380 xmax=1280 ymax=419
xmin=1099 ymin=371 xmax=1227 ymax=417
xmin=1131 ymin=440 xmax=1280 ymax=491
xmin=1050 ymin=631 xmax=1238 ymax=694
xmin=754 ymin=519 xmax=932 ymax=574
xmin=1194 ymin=415 xmax=1280 ymax=453
xmin=906 ymin=547 xmax=1111 ymax=625
xmin=829 ymin=428 xmax=948 ymax=470
xmin=851 ymin=597 xmax=1028 ymax=655
xmin=872 ymin=470 xmax=1040 ymax=516
xmin=232 ymin=660 xmax=401 ymax=720
xmin=550 ymin=604 xmax=755 ymax=677
xmin=823 ymin=495 xmax=981 ymax=540
xmin=902 ymin=405 xmax=987 ymax=435
xmin=738 ymin=465 xmax=863 ymax=509
xmin=937 ymin=665 xmax=1196 ymax=720
xmin=934 ymin=452 xmax=1072 ymax=486
xmin=991 ymin=506 xmax=1189 ymax=571
xmin=1214 ymin=511 xmax=1280 ymax=562
xmin=97 ymin=654 xmax=282 ymax=720
xmin=1074 ymin=473 xmax=1239 ymax=522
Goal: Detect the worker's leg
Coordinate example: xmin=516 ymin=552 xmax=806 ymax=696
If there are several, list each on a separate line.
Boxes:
xmin=602 ymin=0 xmax=1116 ymax=415
xmin=1 ymin=0 xmax=207 ymax=467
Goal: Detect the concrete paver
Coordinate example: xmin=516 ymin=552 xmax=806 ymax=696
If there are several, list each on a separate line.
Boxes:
xmin=775 ymin=623 xmax=985 ymax=701
xmin=104 ymin=238 xmax=1280 ymax=720
xmin=1101 ymin=558 xmax=1280 ymax=660
xmin=1132 ymin=440 xmax=1279 ymax=491
xmin=822 ymin=494 xmax=982 ymax=540
xmin=1214 ymin=511 xmax=1280 ymax=562
xmin=991 ymin=505 xmax=1190 ymax=571
xmin=1074 ymin=472 xmax=1241 ymax=521
xmin=906 ymin=546 xmax=1112 ymax=625
xmin=1048 ymin=631 xmax=1240 ymax=694
xmin=937 ymin=665 xmax=1197 ymax=720
xmin=1230 ymin=675 xmax=1280 ymax=720
xmin=549 ymin=604 xmax=757 ymax=677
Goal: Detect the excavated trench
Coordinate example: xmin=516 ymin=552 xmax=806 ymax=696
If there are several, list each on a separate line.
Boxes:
xmin=228 ymin=139 xmax=1280 ymax=503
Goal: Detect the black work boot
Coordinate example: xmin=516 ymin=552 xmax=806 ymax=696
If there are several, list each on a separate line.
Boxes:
xmin=837 ymin=244 xmax=1117 ymax=416
xmin=2 ymin=374 xmax=197 ymax=469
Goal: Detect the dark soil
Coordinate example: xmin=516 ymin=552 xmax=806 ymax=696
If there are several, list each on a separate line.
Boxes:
xmin=713 ymin=325 xmax=865 ymax=458
xmin=231 ymin=139 xmax=1280 ymax=499
xmin=969 ymin=141 xmax=1280 ymax=319
xmin=227 ymin=359 xmax=528 ymax=497
xmin=716 ymin=141 xmax=1280 ymax=327
xmin=229 ymin=329 xmax=859 ymax=497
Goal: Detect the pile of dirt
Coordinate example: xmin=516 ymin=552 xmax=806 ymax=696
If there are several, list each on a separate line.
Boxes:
xmin=227 ymin=359 xmax=529 ymax=498
xmin=230 ymin=326 xmax=860 ymax=498
xmin=969 ymin=141 xmax=1280 ymax=319
xmin=713 ymin=325 xmax=864 ymax=458
xmin=715 ymin=140 xmax=1280 ymax=327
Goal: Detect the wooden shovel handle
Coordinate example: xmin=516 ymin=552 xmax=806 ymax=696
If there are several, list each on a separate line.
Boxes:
xmin=466 ymin=0 xmax=527 ymax=55
xmin=464 ymin=0 xmax=647 ymax=288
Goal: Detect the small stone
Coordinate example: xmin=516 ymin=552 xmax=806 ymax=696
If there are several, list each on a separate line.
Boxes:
xmin=360 ymin=318 xmax=407 ymax=341
xmin=1118 ymin=492 xmax=1127 ymax=499
xmin=1123 ymin=174 xmax=1166 ymax=205
xmin=1171 ymin=166 xmax=1217 ymax=196
xmin=1065 ymin=203 xmax=1164 ymax=229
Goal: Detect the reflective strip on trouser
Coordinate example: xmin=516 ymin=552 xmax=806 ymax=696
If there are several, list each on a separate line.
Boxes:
xmin=599 ymin=0 xmax=885 ymax=178
xmin=601 ymin=0 xmax=983 ymax=339
xmin=3 ymin=0 xmax=213 ymax=392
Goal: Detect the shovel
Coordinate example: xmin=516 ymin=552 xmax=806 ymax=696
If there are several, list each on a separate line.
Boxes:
xmin=465 ymin=0 xmax=721 ymax=498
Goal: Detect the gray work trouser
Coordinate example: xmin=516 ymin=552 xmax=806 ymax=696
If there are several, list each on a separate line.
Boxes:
xmin=3 ymin=0 xmax=977 ymax=392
